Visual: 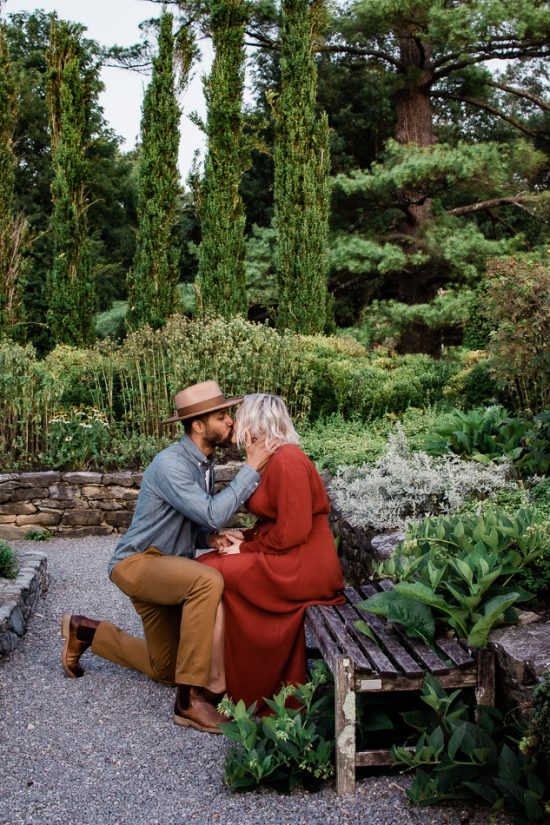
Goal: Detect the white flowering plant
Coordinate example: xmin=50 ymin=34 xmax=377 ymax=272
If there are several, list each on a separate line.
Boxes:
xmin=43 ymin=407 xmax=110 ymax=470
xmin=330 ymin=425 xmax=511 ymax=531
xmin=218 ymin=661 xmax=335 ymax=792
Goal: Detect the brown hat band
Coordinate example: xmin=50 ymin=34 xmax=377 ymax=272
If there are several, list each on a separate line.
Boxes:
xmin=177 ymin=394 xmax=228 ymax=418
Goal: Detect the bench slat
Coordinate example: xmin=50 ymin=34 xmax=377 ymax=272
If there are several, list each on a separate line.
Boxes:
xmin=304 ymin=607 xmax=340 ymax=672
xmin=317 ymin=605 xmax=374 ymax=672
xmin=434 ymin=636 xmax=475 ymax=668
xmin=334 ymin=603 xmax=399 ymax=676
xmin=350 ymin=586 xmax=425 ymax=677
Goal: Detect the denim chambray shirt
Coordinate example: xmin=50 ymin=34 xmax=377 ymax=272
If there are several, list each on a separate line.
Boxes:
xmin=107 ymin=434 xmax=260 ymax=577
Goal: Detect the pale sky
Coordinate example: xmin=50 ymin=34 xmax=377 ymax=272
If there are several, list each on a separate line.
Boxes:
xmin=1 ymin=0 xmax=211 ymax=179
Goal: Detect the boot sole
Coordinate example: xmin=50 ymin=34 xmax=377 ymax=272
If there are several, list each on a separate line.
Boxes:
xmin=60 ymin=613 xmax=82 ymax=678
xmin=173 ymin=713 xmax=223 ymax=734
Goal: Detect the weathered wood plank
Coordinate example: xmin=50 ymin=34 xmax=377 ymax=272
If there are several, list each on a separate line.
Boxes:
xmin=475 ymin=648 xmax=496 ymax=707
xmin=335 ymin=656 xmax=356 ymax=795
xmin=355 ymin=585 xmax=425 ymax=677
xmin=304 ymin=607 xmax=339 ymax=671
xmin=356 ymin=671 xmax=478 ymax=692
xmin=317 ymin=605 xmax=373 ymax=672
xmin=355 ymin=747 xmax=415 ymax=767
xmin=335 ymin=603 xmax=399 ymax=676
xmin=434 ymin=636 xmax=475 ymax=668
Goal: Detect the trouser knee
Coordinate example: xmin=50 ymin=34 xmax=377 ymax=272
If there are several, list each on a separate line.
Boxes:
xmin=198 ymin=565 xmax=223 ymax=598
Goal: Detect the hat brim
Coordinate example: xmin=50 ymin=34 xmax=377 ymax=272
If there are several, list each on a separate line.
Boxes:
xmin=160 ymin=396 xmax=243 ymax=425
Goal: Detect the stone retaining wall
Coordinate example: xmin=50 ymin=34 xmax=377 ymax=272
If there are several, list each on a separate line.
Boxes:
xmin=0 ymin=464 xmax=247 ymax=542
xmin=0 ymin=550 xmax=48 ymax=656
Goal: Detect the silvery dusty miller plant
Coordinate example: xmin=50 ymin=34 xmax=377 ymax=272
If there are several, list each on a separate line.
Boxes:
xmin=330 ymin=426 xmax=511 ymax=531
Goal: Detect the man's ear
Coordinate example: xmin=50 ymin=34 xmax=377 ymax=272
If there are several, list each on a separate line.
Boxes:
xmin=191 ymin=418 xmax=205 ymax=435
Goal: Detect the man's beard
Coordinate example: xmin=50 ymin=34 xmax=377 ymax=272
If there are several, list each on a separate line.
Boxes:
xmin=203 ymin=427 xmax=233 ymax=450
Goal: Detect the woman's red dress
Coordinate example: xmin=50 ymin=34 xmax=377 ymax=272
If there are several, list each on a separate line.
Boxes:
xmin=199 ymin=443 xmax=345 ymax=709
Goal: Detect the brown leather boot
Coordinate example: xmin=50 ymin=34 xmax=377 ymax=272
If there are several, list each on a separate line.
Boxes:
xmin=173 ymin=686 xmax=227 ymax=734
xmin=60 ymin=614 xmax=99 ymax=678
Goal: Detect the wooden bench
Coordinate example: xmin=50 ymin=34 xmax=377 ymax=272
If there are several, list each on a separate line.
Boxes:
xmin=305 ymin=583 xmax=496 ymax=795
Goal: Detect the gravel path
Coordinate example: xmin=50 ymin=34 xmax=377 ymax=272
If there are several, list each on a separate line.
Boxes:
xmin=0 ymin=536 xmax=513 ymax=825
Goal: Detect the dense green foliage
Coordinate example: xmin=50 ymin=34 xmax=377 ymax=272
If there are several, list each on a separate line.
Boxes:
xmin=361 ymin=508 xmax=544 ymax=646
xmin=483 ymin=257 xmax=550 ymax=413
xmin=274 ymin=0 xmax=331 ymax=333
xmin=393 ymin=675 xmax=546 ymax=822
xmin=196 ymin=0 xmax=249 ymax=319
xmin=126 ymin=14 xmax=183 ymax=331
xmin=45 ymin=17 xmax=98 ymax=347
xmin=0 ymin=25 xmax=27 ymax=340
xmin=427 ymin=405 xmax=550 ymax=477
xmin=0 ymin=539 xmax=18 ymax=579
xmin=220 ymin=662 xmax=334 ymax=791
xmin=4 ymin=11 xmax=137 ymax=351
xmin=521 ymin=672 xmax=550 ymax=766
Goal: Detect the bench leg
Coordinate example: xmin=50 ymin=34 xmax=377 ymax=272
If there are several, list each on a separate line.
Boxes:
xmin=335 ymin=655 xmax=356 ymax=795
xmin=476 ymin=648 xmax=496 ymax=708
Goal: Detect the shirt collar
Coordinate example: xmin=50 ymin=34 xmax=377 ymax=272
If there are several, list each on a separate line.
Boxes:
xmin=179 ymin=433 xmax=215 ymax=467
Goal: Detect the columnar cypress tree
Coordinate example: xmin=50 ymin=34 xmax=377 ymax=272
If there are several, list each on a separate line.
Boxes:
xmin=196 ymin=0 xmax=248 ymax=318
xmin=0 ymin=25 xmax=27 ymax=340
xmin=126 ymin=13 xmax=182 ymax=330
xmin=46 ymin=17 xmax=96 ymax=347
xmin=274 ymin=0 xmax=331 ymax=334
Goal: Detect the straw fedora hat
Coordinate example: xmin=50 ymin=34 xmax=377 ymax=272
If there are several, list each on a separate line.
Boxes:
xmin=160 ymin=380 xmax=243 ymax=425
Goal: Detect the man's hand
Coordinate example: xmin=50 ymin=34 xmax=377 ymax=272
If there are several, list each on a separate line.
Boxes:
xmin=245 ymin=438 xmax=273 ymax=472
xmin=207 ymin=531 xmax=232 ymax=550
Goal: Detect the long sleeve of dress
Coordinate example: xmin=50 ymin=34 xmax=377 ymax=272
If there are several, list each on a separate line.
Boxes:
xmin=240 ymin=450 xmax=314 ymax=555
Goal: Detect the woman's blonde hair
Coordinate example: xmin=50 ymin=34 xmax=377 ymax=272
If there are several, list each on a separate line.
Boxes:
xmin=235 ymin=394 xmax=300 ymax=452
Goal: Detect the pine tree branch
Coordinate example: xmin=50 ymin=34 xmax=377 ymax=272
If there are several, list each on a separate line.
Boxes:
xmin=433 ymin=91 xmax=550 ymax=143
xmin=314 ymin=43 xmax=405 ymax=71
xmin=432 ymin=45 xmax=550 ymax=77
xmin=447 ymin=193 xmax=533 ymax=217
xmin=487 ymin=80 xmax=550 ymax=112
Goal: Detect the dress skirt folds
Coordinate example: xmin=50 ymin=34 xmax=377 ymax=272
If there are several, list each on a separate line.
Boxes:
xmin=199 ymin=443 xmax=345 ymax=710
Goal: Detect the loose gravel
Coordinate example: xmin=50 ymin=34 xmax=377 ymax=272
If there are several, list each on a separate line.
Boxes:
xmin=0 ymin=536 xmax=513 ymax=825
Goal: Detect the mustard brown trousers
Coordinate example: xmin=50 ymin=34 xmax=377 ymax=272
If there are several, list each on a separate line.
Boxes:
xmin=90 ymin=547 xmax=223 ymax=687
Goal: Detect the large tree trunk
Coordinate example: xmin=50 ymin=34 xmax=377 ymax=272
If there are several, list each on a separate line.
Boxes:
xmin=392 ymin=34 xmax=438 ymax=300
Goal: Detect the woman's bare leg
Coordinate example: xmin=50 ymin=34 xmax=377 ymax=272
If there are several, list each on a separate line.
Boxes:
xmin=206 ymin=601 xmax=225 ymax=693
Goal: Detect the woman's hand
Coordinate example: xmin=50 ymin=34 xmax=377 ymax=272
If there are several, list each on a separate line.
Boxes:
xmin=223 ymin=528 xmax=244 ymax=542
xmin=245 ymin=437 xmax=273 ymax=472
xmin=218 ymin=539 xmax=242 ymax=555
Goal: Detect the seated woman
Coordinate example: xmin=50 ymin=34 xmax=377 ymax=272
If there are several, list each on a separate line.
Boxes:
xmin=199 ymin=393 xmax=345 ymax=711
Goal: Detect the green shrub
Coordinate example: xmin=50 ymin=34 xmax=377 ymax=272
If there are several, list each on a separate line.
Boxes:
xmin=483 ymin=256 xmax=550 ymax=413
xmin=0 ymin=540 xmax=18 ymax=579
xmin=302 ymin=338 xmax=459 ymax=420
xmin=393 ymin=674 xmax=546 ymax=822
xmin=42 ymin=407 xmax=111 ymax=470
xmin=219 ymin=661 xmax=334 ymax=792
xmin=344 ymin=290 xmax=473 ymax=349
xmin=521 ymin=671 xmax=550 ymax=765
xmin=301 ymin=405 xmax=454 ymax=472
xmin=427 ymin=405 xmax=550 ymax=477
xmin=365 ymin=508 xmax=544 ymax=647
xmin=442 ymin=350 xmax=501 ymax=408
xmin=330 ymin=427 xmax=511 ymax=531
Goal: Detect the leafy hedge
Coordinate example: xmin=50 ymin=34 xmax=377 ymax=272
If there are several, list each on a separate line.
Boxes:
xmin=0 ymin=317 xmax=463 ymax=468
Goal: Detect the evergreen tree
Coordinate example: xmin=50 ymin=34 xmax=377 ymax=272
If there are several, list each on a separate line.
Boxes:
xmin=196 ymin=0 xmax=249 ymax=319
xmin=328 ymin=0 xmax=550 ymax=303
xmin=3 ymin=11 xmax=137 ymax=351
xmin=0 ymin=23 xmax=27 ymax=340
xmin=274 ymin=0 xmax=331 ymax=334
xmin=126 ymin=12 xmax=183 ymax=331
xmin=46 ymin=17 xmax=97 ymax=346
